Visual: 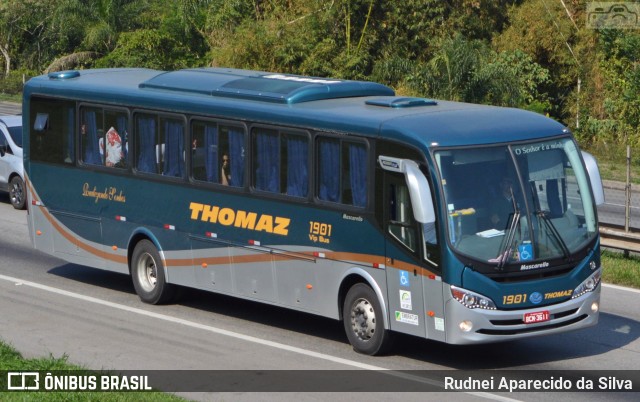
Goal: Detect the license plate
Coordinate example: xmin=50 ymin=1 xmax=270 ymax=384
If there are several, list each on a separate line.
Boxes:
xmin=523 ymin=310 xmax=550 ymax=324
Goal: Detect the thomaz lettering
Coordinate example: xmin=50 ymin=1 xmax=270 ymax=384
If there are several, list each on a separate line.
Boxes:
xmin=189 ymin=202 xmax=290 ymax=236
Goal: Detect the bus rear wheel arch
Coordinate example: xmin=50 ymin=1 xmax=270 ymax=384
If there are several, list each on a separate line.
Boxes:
xmin=130 ymin=239 xmax=177 ymax=304
xmin=342 ymin=282 xmax=392 ymax=355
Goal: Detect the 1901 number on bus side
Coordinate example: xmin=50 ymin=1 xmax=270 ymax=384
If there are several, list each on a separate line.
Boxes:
xmin=309 ymin=221 xmax=332 ymax=244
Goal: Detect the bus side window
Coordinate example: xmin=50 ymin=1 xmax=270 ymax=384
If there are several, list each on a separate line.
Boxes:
xmin=160 ymin=117 xmax=184 ymax=177
xmin=317 ymin=136 xmax=368 ymax=207
xmin=135 ymin=114 xmax=157 ymax=174
xmin=252 ymin=128 xmax=309 ymax=197
xmin=191 ymin=121 xmax=246 ymax=187
xmin=80 ymin=108 xmax=103 ymax=166
xmin=30 ymin=97 xmax=75 ymax=165
xmin=103 ymin=111 xmax=127 ymax=168
xmin=388 ymin=179 xmax=417 ymax=252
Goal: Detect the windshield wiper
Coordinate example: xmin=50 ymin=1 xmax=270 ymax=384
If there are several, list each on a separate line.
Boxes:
xmin=537 ymin=210 xmax=571 ymax=260
xmin=496 ymin=187 xmax=520 ymax=270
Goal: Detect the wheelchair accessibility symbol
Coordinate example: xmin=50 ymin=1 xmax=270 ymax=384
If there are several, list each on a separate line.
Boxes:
xmin=518 ymin=242 xmax=533 ymax=261
xmin=399 ymin=271 xmax=410 ymax=287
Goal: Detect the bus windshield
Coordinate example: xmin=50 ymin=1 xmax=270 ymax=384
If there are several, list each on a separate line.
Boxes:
xmin=435 ymin=137 xmax=597 ymax=269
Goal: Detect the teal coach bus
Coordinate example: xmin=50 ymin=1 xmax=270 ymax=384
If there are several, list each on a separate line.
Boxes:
xmin=23 ymin=68 xmax=605 ymax=355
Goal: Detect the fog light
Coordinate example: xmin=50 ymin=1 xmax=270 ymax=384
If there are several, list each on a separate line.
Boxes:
xmin=459 ymin=320 xmax=473 ymax=332
xmin=591 ymin=302 xmax=599 ymax=313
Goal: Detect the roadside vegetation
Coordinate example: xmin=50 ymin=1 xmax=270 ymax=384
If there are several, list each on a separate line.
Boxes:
xmin=0 ymin=341 xmax=183 ymax=400
xmin=601 ymin=250 xmax=640 ymax=289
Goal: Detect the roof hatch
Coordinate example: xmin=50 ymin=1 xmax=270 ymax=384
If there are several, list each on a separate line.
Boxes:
xmin=139 ymin=68 xmax=395 ymax=104
xmin=365 ymin=97 xmax=437 ymax=108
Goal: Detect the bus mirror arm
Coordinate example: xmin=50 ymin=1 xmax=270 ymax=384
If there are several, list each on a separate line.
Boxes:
xmin=378 ymin=155 xmax=436 ymax=224
xmin=581 ymin=151 xmax=605 ymax=206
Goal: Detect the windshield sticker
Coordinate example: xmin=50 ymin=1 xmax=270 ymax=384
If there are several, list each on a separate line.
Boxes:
xmin=517 ymin=242 xmax=533 ymax=261
xmin=513 ymin=141 xmax=564 ymax=155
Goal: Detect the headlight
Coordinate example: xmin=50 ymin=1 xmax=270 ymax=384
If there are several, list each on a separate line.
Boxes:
xmin=450 ymin=286 xmax=496 ymax=310
xmin=572 ymin=268 xmax=602 ymax=299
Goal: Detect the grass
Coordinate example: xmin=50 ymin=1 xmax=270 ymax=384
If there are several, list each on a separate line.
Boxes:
xmin=601 ymin=249 xmax=640 ymax=289
xmin=582 ymin=143 xmax=640 ymax=185
xmin=0 ymin=93 xmax=21 ymax=103
xmin=0 ymin=342 xmax=184 ymax=400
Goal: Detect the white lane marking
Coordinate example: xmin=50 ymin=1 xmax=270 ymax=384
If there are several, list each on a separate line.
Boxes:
xmin=603 ymin=283 xmax=640 ymax=294
xmin=0 ymin=273 xmax=519 ymax=401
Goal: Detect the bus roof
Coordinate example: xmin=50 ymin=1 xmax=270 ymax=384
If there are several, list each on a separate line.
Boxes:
xmin=26 ymin=68 xmax=568 ymax=149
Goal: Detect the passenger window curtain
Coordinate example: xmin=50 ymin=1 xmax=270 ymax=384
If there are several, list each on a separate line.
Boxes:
xmin=228 ymin=128 xmax=245 ymax=187
xmin=65 ymin=107 xmax=75 ymax=164
xmin=255 ymin=130 xmax=280 ymax=192
xmin=83 ymin=110 xmax=101 ymax=165
xmin=286 ymin=135 xmax=308 ymax=197
xmin=163 ymin=120 xmax=184 ymax=177
xmin=117 ymin=115 xmax=127 ymax=158
xmin=546 ymin=179 xmax=562 ymax=218
xmin=137 ymin=116 xmax=156 ymax=173
xmin=349 ymin=142 xmax=368 ymax=207
xmin=318 ymin=139 xmax=340 ymax=202
xmin=204 ymin=125 xmax=219 ymax=183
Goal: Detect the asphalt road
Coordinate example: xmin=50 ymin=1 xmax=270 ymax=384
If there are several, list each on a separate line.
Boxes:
xmin=0 ymin=192 xmax=638 ymax=401
xmin=0 ymin=101 xmax=20 ymax=116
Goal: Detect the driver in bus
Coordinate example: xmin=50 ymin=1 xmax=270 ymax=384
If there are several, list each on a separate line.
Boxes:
xmin=490 ymin=176 xmax=517 ymax=229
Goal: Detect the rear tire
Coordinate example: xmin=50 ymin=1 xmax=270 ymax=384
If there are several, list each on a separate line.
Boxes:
xmin=9 ymin=176 xmax=25 ymax=210
xmin=130 ymin=240 xmax=176 ymax=304
xmin=343 ymin=283 xmax=392 ymax=355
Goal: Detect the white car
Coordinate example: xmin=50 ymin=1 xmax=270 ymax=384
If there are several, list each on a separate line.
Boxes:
xmin=0 ymin=115 xmax=25 ymax=209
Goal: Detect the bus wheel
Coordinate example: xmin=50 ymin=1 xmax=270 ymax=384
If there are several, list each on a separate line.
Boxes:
xmin=131 ymin=240 xmax=176 ymax=304
xmin=9 ymin=176 xmax=26 ymax=210
xmin=343 ymin=283 xmax=392 ymax=355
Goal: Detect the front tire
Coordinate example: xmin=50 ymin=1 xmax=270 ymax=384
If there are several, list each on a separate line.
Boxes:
xmin=9 ymin=176 xmax=25 ymax=210
xmin=130 ymin=240 xmax=176 ymax=304
xmin=343 ymin=283 xmax=392 ymax=355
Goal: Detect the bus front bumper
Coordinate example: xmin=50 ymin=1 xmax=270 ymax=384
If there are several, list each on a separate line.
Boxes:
xmin=443 ymin=286 xmax=601 ymax=344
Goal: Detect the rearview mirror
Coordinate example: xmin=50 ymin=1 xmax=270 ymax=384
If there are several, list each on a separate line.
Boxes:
xmin=581 ymin=151 xmax=605 ymax=206
xmin=378 ymin=155 xmax=435 ymax=224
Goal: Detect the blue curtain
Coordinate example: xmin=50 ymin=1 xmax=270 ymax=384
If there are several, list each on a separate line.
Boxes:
xmin=117 ymin=115 xmax=127 ymax=158
xmin=349 ymin=143 xmax=368 ymax=207
xmin=256 ymin=131 xmax=280 ymax=192
xmin=204 ymin=125 xmax=219 ymax=183
xmin=319 ymin=139 xmax=340 ymax=202
xmin=228 ymin=129 xmax=244 ymax=187
xmin=286 ymin=136 xmax=308 ymax=197
xmin=65 ymin=107 xmax=75 ymax=164
xmin=546 ymin=179 xmax=562 ymax=218
xmin=137 ymin=117 xmax=156 ymax=173
xmin=83 ymin=111 xmax=101 ymax=165
xmin=163 ymin=120 xmax=184 ymax=177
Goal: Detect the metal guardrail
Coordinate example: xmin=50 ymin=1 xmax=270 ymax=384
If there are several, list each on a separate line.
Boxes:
xmin=599 ymin=223 xmax=640 ymax=253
